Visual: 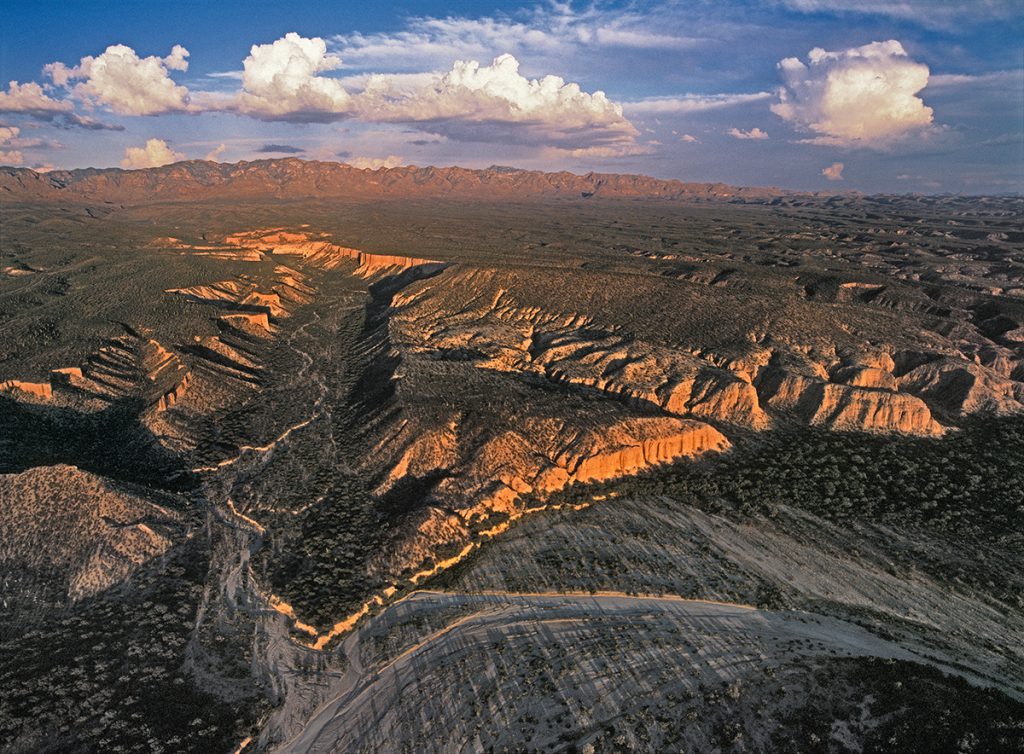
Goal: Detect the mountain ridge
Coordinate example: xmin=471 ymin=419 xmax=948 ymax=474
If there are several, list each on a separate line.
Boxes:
xmin=0 ymin=158 xmax=790 ymax=204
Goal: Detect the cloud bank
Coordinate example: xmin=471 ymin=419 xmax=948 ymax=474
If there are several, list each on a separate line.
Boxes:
xmin=7 ymin=24 xmax=985 ymax=172
xmin=218 ymin=36 xmax=638 ymax=149
xmin=219 ymin=37 xmax=639 ymax=150
xmin=771 ymin=40 xmax=934 ymax=146
xmin=357 ymin=54 xmax=637 ymax=149
xmin=27 ymin=34 xmax=639 ymax=152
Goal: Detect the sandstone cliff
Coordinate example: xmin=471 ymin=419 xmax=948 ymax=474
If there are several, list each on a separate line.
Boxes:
xmin=223 ymin=228 xmax=446 ymax=278
xmin=0 ymin=380 xmax=53 ymax=400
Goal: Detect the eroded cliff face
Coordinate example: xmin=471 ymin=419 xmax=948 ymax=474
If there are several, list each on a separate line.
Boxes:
xmin=390 ymin=272 xmax=771 ymax=430
xmin=224 ymin=229 xmax=447 ymax=279
xmin=756 ymin=371 xmax=944 ymax=435
xmin=560 ymin=419 xmax=730 ymax=483
xmin=1 ymin=325 xmax=194 ymax=418
xmin=218 ymin=228 xmax=446 ymax=280
xmin=375 ymin=413 xmax=729 ymax=518
xmin=897 ymin=357 xmax=1024 ymax=417
xmin=343 ymin=258 xmax=990 ymax=583
xmin=0 ymin=380 xmax=52 ymax=400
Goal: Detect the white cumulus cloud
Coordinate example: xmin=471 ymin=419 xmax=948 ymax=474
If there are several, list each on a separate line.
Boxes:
xmin=120 ymin=138 xmax=184 ymax=169
xmin=163 ymin=45 xmax=190 ymax=72
xmin=356 ymin=53 xmax=638 ymax=149
xmin=822 ymin=161 xmax=844 ymax=180
xmin=46 ymin=44 xmax=191 ymax=116
xmin=233 ymin=33 xmax=353 ymax=120
xmin=771 ymin=40 xmax=934 ymax=147
xmin=728 ymin=127 xmax=769 ymax=140
xmin=347 ymin=154 xmax=405 ymax=169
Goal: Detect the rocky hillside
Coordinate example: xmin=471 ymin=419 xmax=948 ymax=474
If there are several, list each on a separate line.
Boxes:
xmin=0 ymin=465 xmax=185 ymax=610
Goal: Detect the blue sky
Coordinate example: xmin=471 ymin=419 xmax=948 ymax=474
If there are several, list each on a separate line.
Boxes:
xmin=1 ymin=1 xmax=1021 ymax=192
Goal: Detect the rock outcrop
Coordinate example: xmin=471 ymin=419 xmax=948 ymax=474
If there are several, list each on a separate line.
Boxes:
xmin=811 ymin=384 xmax=943 ymax=435
xmin=75 ymin=328 xmax=192 ymax=411
xmin=219 ymin=312 xmax=273 ymax=338
xmin=0 ymin=247 xmax=325 ymax=468
xmin=0 ymin=380 xmax=52 ymax=400
xmin=756 ymin=369 xmax=944 ymax=435
xmin=224 ymin=228 xmax=446 ymax=278
xmin=559 ymin=418 xmax=730 ymax=484
xmin=167 ymin=279 xmax=290 ymax=317
xmin=1 ymin=326 xmax=196 ymax=415
xmin=897 ymin=357 xmax=1024 ymax=417
xmin=377 ymin=414 xmax=728 ymax=514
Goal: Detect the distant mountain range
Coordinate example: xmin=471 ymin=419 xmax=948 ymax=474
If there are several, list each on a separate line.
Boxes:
xmin=0 ymin=158 xmax=788 ymax=203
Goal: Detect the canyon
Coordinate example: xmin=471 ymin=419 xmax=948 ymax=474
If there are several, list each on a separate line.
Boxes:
xmin=1 ymin=161 xmax=1022 ymax=753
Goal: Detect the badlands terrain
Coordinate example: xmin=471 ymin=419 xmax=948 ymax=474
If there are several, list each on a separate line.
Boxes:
xmin=1 ymin=159 xmax=1023 ymax=753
